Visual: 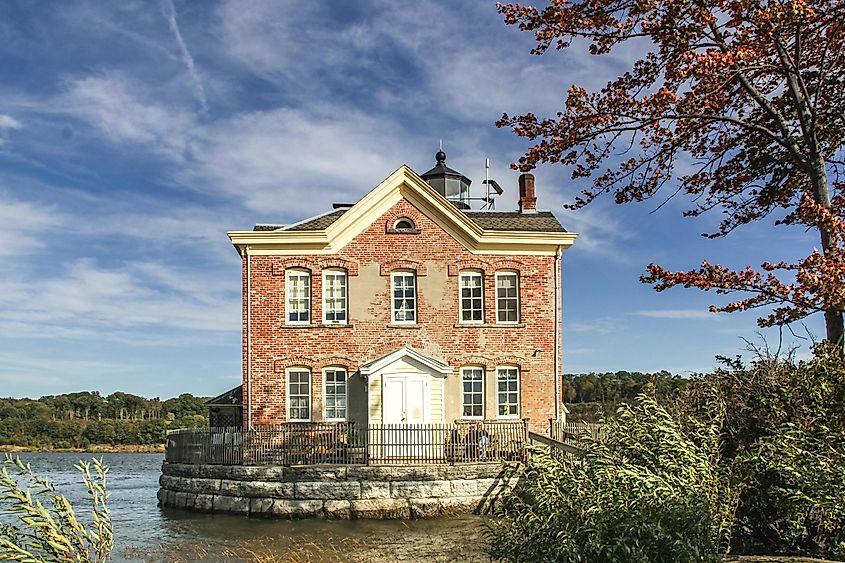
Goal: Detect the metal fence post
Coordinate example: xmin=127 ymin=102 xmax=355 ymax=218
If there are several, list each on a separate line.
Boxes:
xmin=364 ymin=425 xmax=370 ymax=466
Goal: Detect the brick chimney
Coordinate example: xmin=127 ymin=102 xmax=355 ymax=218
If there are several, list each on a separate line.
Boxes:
xmin=518 ymin=173 xmax=537 ymax=213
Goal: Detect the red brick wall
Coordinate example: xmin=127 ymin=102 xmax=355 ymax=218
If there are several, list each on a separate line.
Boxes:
xmin=241 ymin=199 xmax=561 ymax=433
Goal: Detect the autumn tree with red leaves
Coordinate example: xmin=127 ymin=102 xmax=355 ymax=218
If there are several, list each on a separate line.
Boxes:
xmin=497 ymin=0 xmax=845 ymax=344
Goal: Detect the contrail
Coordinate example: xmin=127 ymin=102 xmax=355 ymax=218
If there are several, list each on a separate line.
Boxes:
xmin=161 ymin=0 xmax=208 ymax=113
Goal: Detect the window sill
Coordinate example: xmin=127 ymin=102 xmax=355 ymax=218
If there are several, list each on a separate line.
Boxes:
xmin=386 ymin=228 xmax=421 ymax=235
xmin=453 ymin=323 xmax=525 ymax=329
xmin=279 ymin=323 xmax=354 ymax=329
xmin=386 ymin=323 xmax=422 ymax=329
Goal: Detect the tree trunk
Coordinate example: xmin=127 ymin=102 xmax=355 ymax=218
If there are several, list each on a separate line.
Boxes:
xmin=825 ymin=309 xmax=843 ymax=346
xmin=811 ymin=162 xmax=844 ymax=346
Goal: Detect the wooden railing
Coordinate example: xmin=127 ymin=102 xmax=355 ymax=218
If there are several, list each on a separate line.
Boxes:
xmin=165 ymin=420 xmax=529 ymax=466
xmin=549 ymin=420 xmax=602 ymax=446
xmin=527 ymin=431 xmax=584 ymax=459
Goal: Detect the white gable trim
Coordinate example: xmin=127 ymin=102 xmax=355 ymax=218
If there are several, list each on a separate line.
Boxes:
xmin=227 ymin=166 xmax=578 ymax=256
xmin=360 ymin=347 xmax=452 ymax=377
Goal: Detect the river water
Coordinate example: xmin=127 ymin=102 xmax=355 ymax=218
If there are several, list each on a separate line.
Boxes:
xmin=5 ymin=453 xmax=489 ymax=562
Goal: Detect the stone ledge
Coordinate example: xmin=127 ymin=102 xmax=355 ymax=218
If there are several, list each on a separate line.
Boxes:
xmin=158 ymin=461 xmax=518 ymax=519
xmin=294 ymin=481 xmax=362 ymax=500
xmin=350 ymin=498 xmax=411 ymax=519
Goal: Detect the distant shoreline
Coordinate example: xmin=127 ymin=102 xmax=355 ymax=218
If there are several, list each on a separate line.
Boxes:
xmin=0 ymin=444 xmax=165 ymax=454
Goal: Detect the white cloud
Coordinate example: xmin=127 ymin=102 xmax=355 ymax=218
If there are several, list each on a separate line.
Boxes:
xmin=60 ymin=73 xmax=195 ymax=158
xmin=0 ymin=114 xmax=22 ymax=129
xmin=213 ymin=0 xmax=573 ymax=123
xmin=50 ymin=69 xmax=424 ymax=216
xmin=555 ymin=203 xmax=635 ymax=258
xmin=0 ymin=192 xmax=64 ymax=256
xmin=180 ymin=106 xmax=416 ymax=215
xmin=635 ymin=309 xmax=718 ymax=320
xmin=0 ymin=258 xmax=239 ymax=340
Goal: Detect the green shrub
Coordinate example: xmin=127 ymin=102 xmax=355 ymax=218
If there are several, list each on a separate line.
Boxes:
xmin=738 ymin=425 xmax=845 ymax=558
xmin=487 ymin=395 xmax=737 ymax=563
xmin=0 ymin=454 xmax=113 ymax=562
xmin=680 ymin=342 xmax=845 ymax=556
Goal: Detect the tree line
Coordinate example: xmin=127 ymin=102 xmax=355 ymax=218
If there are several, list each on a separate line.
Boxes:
xmin=0 ymin=391 xmax=210 ymax=449
xmin=563 ymin=370 xmax=689 ymax=422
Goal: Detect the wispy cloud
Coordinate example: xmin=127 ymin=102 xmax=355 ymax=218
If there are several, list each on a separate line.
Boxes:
xmin=0 ymin=351 xmax=145 ymax=397
xmin=160 ymin=0 xmax=208 ymax=112
xmin=61 ymin=73 xmax=196 ymax=158
xmin=566 ymin=317 xmax=621 ymax=334
xmin=555 ymin=203 xmax=635 ymax=258
xmin=0 ymin=191 xmax=64 ymax=257
xmin=0 ymin=115 xmax=22 ymax=130
xmin=0 ymin=258 xmax=239 ymax=340
xmin=634 ymin=309 xmax=718 ymax=320
xmin=180 ymin=105 xmax=416 ymax=215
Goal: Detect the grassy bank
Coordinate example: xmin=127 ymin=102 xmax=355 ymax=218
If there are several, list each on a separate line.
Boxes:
xmin=0 ymin=443 xmax=165 ymax=453
xmin=731 ymin=558 xmax=843 ymax=562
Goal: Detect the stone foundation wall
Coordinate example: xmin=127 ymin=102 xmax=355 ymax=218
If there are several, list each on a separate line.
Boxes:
xmin=158 ymin=462 xmax=519 ymax=519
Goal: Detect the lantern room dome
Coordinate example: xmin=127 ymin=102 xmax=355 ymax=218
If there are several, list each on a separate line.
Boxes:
xmin=421 ymin=150 xmax=471 ymax=209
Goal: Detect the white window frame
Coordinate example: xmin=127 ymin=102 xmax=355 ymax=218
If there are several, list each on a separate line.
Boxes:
xmin=285 ymin=269 xmax=311 ymax=325
xmin=322 ymin=269 xmax=348 ymax=324
xmin=461 ymin=367 xmax=485 ymax=420
xmin=323 ymin=367 xmax=348 ymax=421
xmin=496 ymin=366 xmax=520 ymax=419
xmin=393 ymin=217 xmax=415 ymax=229
xmin=391 ymin=271 xmax=417 ymax=324
xmin=495 ymin=271 xmax=520 ymax=324
xmin=286 ymin=368 xmax=311 ymax=422
xmin=459 ymin=271 xmax=484 ymax=324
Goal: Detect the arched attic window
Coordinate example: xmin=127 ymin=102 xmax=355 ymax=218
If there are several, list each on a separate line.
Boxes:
xmin=387 ymin=217 xmax=419 ymax=234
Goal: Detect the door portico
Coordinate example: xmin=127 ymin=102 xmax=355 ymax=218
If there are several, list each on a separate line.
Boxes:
xmin=359 ymin=347 xmax=451 ymax=426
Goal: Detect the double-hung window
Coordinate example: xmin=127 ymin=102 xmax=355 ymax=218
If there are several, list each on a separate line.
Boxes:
xmin=459 ymin=271 xmax=484 ymax=323
xmin=324 ymin=368 xmax=347 ymax=421
xmin=323 ymin=270 xmax=347 ymax=324
xmin=391 ymin=272 xmax=416 ymax=324
xmin=461 ymin=367 xmax=484 ymax=419
xmin=286 ymin=270 xmax=311 ymax=324
xmin=496 ymin=367 xmax=520 ymax=418
xmin=496 ymin=272 xmax=519 ymax=324
xmin=287 ymin=368 xmax=311 ymax=421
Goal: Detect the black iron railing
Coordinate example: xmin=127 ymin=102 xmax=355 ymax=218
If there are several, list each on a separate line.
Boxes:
xmin=165 ymin=420 xmax=528 ymax=466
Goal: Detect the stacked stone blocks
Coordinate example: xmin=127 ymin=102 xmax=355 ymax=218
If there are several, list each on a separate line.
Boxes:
xmin=158 ymin=462 xmax=519 ymax=519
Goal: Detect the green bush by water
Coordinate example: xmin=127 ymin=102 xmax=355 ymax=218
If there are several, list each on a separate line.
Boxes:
xmin=488 ymin=343 xmax=845 ymax=561
xmin=487 ymin=395 xmax=736 ymax=562
xmin=0 ymin=454 xmax=113 ymax=561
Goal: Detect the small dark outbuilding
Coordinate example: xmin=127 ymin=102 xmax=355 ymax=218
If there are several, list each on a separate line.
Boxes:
xmin=205 ymin=385 xmax=243 ymax=428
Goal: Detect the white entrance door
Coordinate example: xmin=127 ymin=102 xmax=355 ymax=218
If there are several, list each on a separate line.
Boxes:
xmin=381 ymin=375 xmax=429 ymax=458
xmin=383 ymin=376 xmax=427 ymax=424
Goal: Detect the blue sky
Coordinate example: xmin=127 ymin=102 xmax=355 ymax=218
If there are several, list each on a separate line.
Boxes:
xmin=0 ymin=1 xmax=824 ymax=400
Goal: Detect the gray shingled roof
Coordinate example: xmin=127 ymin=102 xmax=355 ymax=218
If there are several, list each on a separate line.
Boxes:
xmin=253 ymin=208 xmax=565 ymax=233
xmin=285 ymin=209 xmax=348 ymax=231
xmin=463 ymin=211 xmax=566 ymax=232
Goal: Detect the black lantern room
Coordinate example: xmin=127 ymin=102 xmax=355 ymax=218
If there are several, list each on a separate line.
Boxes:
xmin=421 ymin=150 xmax=471 ymax=209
